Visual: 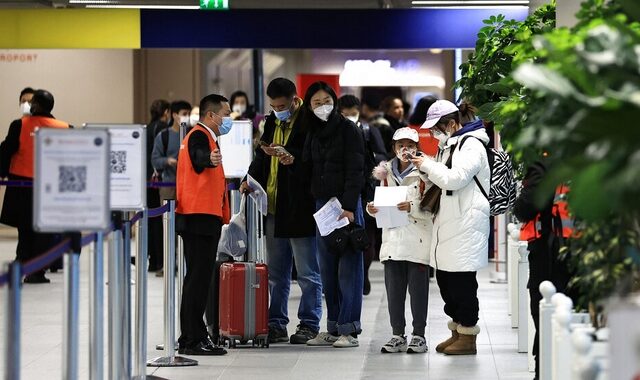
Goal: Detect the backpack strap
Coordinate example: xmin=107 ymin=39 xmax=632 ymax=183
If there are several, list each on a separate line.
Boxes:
xmin=459 ymin=135 xmax=490 ymax=201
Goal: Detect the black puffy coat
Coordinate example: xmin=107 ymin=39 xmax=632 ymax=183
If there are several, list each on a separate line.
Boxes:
xmin=303 ymin=112 xmax=365 ymax=212
xmin=246 ymin=111 xmax=316 ymax=238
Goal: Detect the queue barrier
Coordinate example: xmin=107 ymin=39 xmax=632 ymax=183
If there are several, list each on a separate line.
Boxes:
xmin=0 ymin=199 xmax=172 ymax=380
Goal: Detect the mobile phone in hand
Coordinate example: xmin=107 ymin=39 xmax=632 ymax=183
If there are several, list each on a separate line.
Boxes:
xmin=404 ymin=151 xmax=423 ymax=160
xmin=274 ymin=146 xmax=292 ymax=157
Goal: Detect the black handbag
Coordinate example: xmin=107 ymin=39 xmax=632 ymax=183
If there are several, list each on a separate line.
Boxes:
xmin=324 ymin=223 xmax=369 ymax=253
xmin=324 ymin=226 xmax=350 ymax=253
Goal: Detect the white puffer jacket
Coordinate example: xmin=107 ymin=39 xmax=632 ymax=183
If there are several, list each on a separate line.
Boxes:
xmin=368 ymin=159 xmax=433 ymax=266
xmin=419 ymin=128 xmax=491 ymax=272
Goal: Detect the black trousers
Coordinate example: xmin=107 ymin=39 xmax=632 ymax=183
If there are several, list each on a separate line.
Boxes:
xmin=205 ymin=255 xmax=233 ymax=343
xmin=436 ymin=269 xmax=479 ymax=327
xmin=527 ymin=238 xmax=572 ymax=377
xmin=363 ymin=214 xmax=377 ymax=281
xmin=178 ymin=221 xmax=221 ymax=348
xmin=384 ymin=260 xmax=429 ymax=336
xmin=147 ymin=188 xmax=164 ymax=271
xmin=16 ymin=227 xmax=58 ymax=276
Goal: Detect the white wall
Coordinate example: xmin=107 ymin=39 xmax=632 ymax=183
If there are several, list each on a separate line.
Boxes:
xmin=0 ymin=49 xmax=134 ymax=133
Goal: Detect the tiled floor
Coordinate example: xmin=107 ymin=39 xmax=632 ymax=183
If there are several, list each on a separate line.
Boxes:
xmin=0 ymin=229 xmax=532 ymax=379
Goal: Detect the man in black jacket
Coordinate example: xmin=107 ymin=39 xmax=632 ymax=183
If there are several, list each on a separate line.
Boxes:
xmin=513 ymin=160 xmax=573 ymax=380
xmin=240 ymin=78 xmax=322 ymax=345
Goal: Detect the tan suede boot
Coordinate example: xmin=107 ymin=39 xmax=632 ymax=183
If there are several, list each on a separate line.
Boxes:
xmin=435 ymin=320 xmax=459 ymax=353
xmin=443 ymin=325 xmax=480 ymax=355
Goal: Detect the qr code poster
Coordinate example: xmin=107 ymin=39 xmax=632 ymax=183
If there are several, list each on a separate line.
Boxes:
xmin=58 ymin=166 xmax=87 ymax=193
xmin=34 ymin=129 xmax=110 ymax=232
xmin=110 ymin=150 xmax=127 ymax=174
xmin=83 ymin=125 xmax=146 ymax=210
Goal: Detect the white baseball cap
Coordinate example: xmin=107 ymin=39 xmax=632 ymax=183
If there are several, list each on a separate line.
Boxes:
xmin=392 ymin=127 xmax=419 ymax=142
xmin=420 ymin=100 xmax=459 ymax=129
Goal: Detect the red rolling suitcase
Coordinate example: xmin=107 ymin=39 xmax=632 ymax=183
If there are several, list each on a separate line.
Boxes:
xmin=218 ymin=195 xmax=269 ymax=348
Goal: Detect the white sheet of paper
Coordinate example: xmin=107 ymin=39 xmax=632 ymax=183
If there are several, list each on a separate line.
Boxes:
xmin=313 ymin=197 xmax=350 ymax=237
xmin=247 ymin=174 xmax=268 ymax=215
xmin=373 ymin=186 xmax=410 ymax=228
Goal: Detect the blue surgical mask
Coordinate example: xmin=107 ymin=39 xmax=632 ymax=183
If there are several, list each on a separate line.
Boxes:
xmin=274 ymin=109 xmax=291 ymax=121
xmin=218 ymin=117 xmax=233 ymax=135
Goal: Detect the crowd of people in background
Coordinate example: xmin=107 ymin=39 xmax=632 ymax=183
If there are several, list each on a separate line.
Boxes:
xmin=0 ymin=82 xmax=494 ymax=359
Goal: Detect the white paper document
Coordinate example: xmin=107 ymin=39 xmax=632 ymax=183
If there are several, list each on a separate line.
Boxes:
xmin=313 ymin=197 xmax=350 ymax=237
xmin=246 ymin=174 xmax=268 ymax=215
xmin=373 ymin=186 xmax=410 ymax=229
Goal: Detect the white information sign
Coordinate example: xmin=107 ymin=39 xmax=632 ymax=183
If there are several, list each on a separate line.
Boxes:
xmin=34 ymin=128 xmax=110 ymax=232
xmin=218 ymin=120 xmax=253 ymax=179
xmin=84 ymin=124 xmax=146 ymax=210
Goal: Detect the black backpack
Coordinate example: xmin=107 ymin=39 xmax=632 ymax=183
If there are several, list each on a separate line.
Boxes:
xmin=459 ymin=136 xmax=517 ymax=216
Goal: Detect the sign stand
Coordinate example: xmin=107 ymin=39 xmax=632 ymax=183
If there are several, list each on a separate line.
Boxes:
xmin=34 ymin=128 xmax=110 ymax=380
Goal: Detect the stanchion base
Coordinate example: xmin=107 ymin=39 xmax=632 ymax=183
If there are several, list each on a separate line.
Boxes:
xmin=147 ymin=356 xmax=198 ymax=367
xmin=155 ymin=342 xmax=178 ymax=351
xmin=132 ymin=375 xmax=169 ymax=380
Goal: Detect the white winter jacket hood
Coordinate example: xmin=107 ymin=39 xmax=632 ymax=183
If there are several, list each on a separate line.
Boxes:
xmin=419 ymin=126 xmax=491 ymax=272
xmin=369 ymin=159 xmax=433 ymax=266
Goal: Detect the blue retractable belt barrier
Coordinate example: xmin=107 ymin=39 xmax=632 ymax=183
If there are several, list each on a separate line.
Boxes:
xmin=0 ymin=204 xmax=171 ymax=287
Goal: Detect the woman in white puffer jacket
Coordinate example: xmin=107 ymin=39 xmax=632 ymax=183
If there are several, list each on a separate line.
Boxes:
xmin=411 ymin=100 xmax=490 ymax=357
xmin=366 ymin=127 xmax=433 ymax=355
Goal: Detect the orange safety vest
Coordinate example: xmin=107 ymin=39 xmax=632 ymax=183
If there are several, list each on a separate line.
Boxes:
xmin=9 ymin=116 xmax=69 ymax=178
xmin=176 ymin=124 xmax=230 ymax=223
xmin=520 ymin=184 xmax=574 ymax=242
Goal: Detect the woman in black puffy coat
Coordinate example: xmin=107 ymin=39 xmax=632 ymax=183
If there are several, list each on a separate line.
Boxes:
xmin=302 ymin=82 xmax=366 ymax=348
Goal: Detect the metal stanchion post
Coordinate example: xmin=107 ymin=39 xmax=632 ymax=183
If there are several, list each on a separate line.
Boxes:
xmin=134 ymin=209 xmax=166 ymax=380
xmin=122 ymin=216 xmax=133 ymax=379
xmin=177 ymin=235 xmax=185 ymax=337
xmin=63 ymin=234 xmax=81 ymax=380
xmin=4 ymin=261 xmax=21 ymax=380
xmin=109 ymin=214 xmax=124 ymax=380
xmin=90 ymin=232 xmax=104 ymax=380
xmin=148 ymin=200 xmax=197 ymax=367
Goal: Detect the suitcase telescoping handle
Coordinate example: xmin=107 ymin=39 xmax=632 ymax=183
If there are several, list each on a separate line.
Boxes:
xmin=246 ymin=195 xmax=266 ymax=264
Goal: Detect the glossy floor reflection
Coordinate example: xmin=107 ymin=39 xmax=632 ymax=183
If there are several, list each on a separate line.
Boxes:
xmin=0 ymin=229 xmax=532 ymax=379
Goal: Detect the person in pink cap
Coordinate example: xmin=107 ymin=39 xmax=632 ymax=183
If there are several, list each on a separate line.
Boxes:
xmin=410 ymin=100 xmax=490 ymax=356
xmin=367 ymin=127 xmax=433 ymax=354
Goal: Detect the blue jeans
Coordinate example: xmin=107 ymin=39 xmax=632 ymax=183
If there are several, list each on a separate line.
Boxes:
xmin=266 ymin=215 xmax=322 ymax=332
xmin=316 ymin=199 xmax=364 ymax=336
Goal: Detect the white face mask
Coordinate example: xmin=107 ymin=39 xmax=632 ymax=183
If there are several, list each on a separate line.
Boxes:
xmin=396 ymin=147 xmax=417 ymax=163
xmin=432 ymin=129 xmax=449 ymax=143
xmin=179 ymin=116 xmax=190 ymax=126
xmin=189 ymin=114 xmax=199 ymax=127
xmin=313 ymin=104 xmax=333 ymax=121
xmin=232 ymin=104 xmax=246 ymax=115
xmin=346 ymin=114 xmax=359 ymax=124
xmin=20 ymin=102 xmax=31 ymax=116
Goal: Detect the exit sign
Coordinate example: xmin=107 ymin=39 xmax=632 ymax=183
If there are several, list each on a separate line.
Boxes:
xmin=200 ymin=0 xmax=229 ymax=10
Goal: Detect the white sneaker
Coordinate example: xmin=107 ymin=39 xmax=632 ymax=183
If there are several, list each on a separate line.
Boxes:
xmin=333 ymin=335 xmax=359 ymax=348
xmin=307 ymin=332 xmax=339 ymax=346
xmin=381 ymin=335 xmax=407 ymax=353
xmin=406 ymin=335 xmax=428 ymax=354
